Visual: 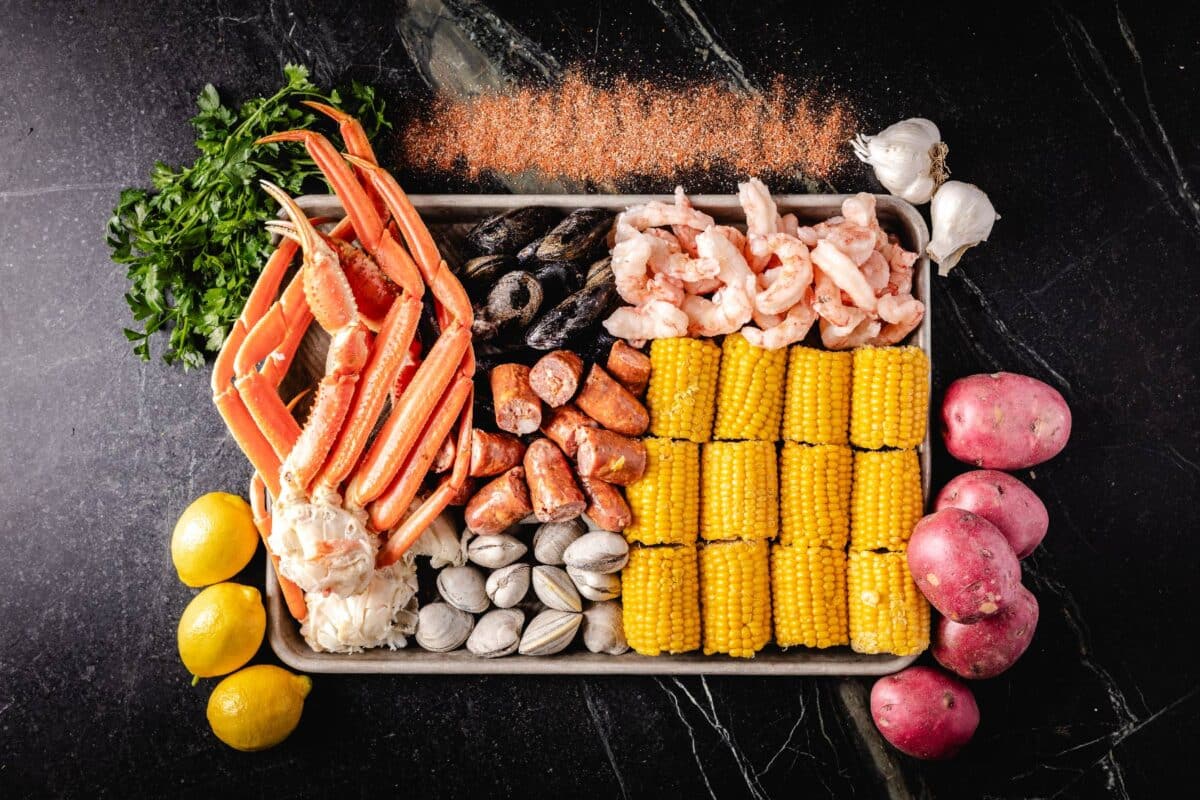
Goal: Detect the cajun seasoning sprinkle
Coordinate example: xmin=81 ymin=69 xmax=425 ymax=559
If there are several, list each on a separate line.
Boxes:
xmin=402 ymin=71 xmax=855 ymax=184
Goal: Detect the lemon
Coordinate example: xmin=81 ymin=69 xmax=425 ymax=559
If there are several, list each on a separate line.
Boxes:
xmin=172 ymin=492 xmax=259 ymax=587
xmin=207 ymin=665 xmax=312 ymax=751
xmin=178 ymin=583 xmax=266 ymax=678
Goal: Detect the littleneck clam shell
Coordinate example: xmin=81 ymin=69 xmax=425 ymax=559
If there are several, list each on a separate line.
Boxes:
xmin=518 ymin=609 xmax=582 ymax=656
xmin=466 ymin=608 xmax=525 ymax=658
xmin=467 ymin=533 xmax=528 ymax=569
xmin=562 ymin=531 xmax=629 ymax=574
xmin=583 ymin=601 xmax=629 ymax=655
xmin=415 ymin=603 xmax=474 ymax=652
xmin=437 ymin=565 xmax=490 ymax=613
xmin=567 ymin=566 xmax=621 ymax=601
xmin=532 ymin=519 xmax=585 ymax=565
xmin=485 ymin=562 xmax=531 ymax=608
xmin=532 ymin=565 xmax=583 ymax=612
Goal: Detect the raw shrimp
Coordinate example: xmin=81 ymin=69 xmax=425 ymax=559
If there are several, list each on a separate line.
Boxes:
xmin=739 ymin=177 xmax=778 ymax=270
xmin=820 ymin=315 xmax=881 ymax=350
xmin=603 ymin=300 xmax=690 ymax=342
xmin=810 ymin=240 xmax=878 ymax=312
xmin=672 ymin=187 xmax=702 ymax=257
xmin=872 ymin=294 xmax=925 ymax=345
xmin=611 ymin=223 xmax=687 ymax=306
xmin=742 ymin=300 xmax=817 ymax=350
xmin=862 ymin=251 xmax=890 ymax=293
xmin=754 ymin=234 xmax=813 ymax=315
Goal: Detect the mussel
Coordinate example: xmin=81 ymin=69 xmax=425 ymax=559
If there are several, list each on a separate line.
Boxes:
xmin=466 ymin=207 xmax=561 ymax=255
xmin=461 ymin=254 xmax=514 ymax=301
xmin=583 ymin=255 xmax=613 ymax=289
xmin=535 ymin=208 xmax=614 ymax=263
xmin=531 ymin=261 xmax=584 ymax=308
xmin=516 ymin=235 xmax=547 ymax=266
xmin=472 ymin=270 xmax=544 ymax=342
xmin=524 ymin=282 xmax=619 ymax=351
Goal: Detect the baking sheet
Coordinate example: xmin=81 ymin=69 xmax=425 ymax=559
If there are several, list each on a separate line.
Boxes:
xmin=265 ymin=192 xmax=931 ymax=676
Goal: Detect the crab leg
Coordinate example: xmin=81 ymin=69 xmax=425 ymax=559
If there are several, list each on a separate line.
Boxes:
xmin=250 ymin=472 xmax=308 ymax=621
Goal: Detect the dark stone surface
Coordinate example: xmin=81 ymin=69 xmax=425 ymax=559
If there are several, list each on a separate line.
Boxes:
xmin=2 ymin=1 xmax=1197 ymax=797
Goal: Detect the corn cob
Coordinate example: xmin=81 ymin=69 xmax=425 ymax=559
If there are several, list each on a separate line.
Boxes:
xmin=700 ymin=441 xmax=778 ymax=542
xmin=849 ymin=345 xmax=929 ymax=450
xmin=779 ymin=443 xmax=853 ymax=549
xmin=849 ymin=449 xmax=923 ymax=551
xmin=622 ymin=544 xmax=701 ymax=655
xmin=782 ymin=346 xmax=852 ymax=445
xmin=712 ymin=333 xmax=787 ymax=441
xmin=770 ymin=545 xmax=849 ymax=649
xmin=646 ymin=337 xmax=721 ymax=443
xmin=847 ymin=550 xmax=929 ymax=655
xmin=699 ymin=539 xmax=772 ymax=657
xmin=624 ymin=438 xmax=700 ymax=545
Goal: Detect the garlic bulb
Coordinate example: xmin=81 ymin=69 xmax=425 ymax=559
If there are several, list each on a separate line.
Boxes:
xmin=852 ymin=118 xmax=948 ymax=204
xmin=927 ymin=181 xmax=1000 ymax=275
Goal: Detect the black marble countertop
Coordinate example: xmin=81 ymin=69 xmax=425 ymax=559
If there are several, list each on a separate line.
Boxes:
xmin=2 ymin=1 xmax=1197 ymax=797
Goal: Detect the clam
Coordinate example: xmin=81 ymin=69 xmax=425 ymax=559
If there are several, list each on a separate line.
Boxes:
xmin=466 ymin=609 xmax=525 ymax=658
xmin=531 ymin=565 xmax=583 ymax=612
xmin=466 ymin=206 xmax=561 ymax=255
xmin=532 ymin=519 xmax=585 ymax=565
xmin=467 ymin=533 xmax=528 ymax=569
xmin=415 ymin=603 xmax=474 ymax=652
xmin=519 ymin=609 xmax=582 ymax=656
xmin=536 ymin=208 xmax=614 ymax=262
xmin=485 ymin=562 xmax=531 ymax=608
xmin=563 ymin=531 xmax=629 ymax=574
xmin=567 ymin=566 xmax=621 ymax=602
xmin=583 ymin=601 xmax=629 ymax=655
xmin=436 ymin=565 xmax=490 ymax=613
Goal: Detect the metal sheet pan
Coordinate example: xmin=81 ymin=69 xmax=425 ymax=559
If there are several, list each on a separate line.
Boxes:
xmin=266 ymin=192 xmax=931 ymax=676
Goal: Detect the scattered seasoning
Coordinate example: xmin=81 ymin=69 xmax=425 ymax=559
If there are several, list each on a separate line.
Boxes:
xmin=402 ymin=71 xmax=855 ymax=184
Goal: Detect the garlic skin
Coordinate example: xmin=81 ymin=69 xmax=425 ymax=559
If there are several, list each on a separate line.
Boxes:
xmin=853 ymin=118 xmax=948 ymax=204
xmin=927 ymin=181 xmax=1000 ymax=275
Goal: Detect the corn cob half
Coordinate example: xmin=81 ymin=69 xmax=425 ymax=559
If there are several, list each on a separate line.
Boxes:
xmin=646 ymin=337 xmax=721 ymax=443
xmin=699 ymin=539 xmax=772 ymax=657
xmin=713 ymin=333 xmax=787 ymax=441
xmin=849 ymin=448 xmax=923 ymax=552
xmin=779 ymin=442 xmax=853 ymax=549
xmin=622 ymin=544 xmax=701 ymax=656
xmin=782 ymin=346 xmax=852 ymax=445
xmin=624 ymin=438 xmax=700 ymax=546
xmin=847 ymin=550 xmax=929 ymax=656
xmin=771 ymin=545 xmax=849 ymax=649
xmin=700 ymin=441 xmax=778 ymax=542
xmin=849 ymin=345 xmax=929 ymax=450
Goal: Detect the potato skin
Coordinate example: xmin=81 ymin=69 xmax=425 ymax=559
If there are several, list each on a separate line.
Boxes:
xmin=933 ymin=583 xmax=1038 ymax=679
xmin=941 ymin=372 xmax=1071 ymax=469
xmin=908 ymin=509 xmax=1021 ymax=623
xmin=870 ymin=666 xmax=980 ymax=760
xmin=935 ymin=470 xmax=1049 ymax=559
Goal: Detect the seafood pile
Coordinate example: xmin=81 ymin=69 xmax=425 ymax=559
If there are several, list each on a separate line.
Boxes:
xmin=602 ymin=180 xmax=925 ymax=350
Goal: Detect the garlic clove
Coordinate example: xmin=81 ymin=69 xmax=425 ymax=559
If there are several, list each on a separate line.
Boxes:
xmin=853 ymin=117 xmax=948 ymax=205
xmin=927 ymin=181 xmax=1000 ymax=275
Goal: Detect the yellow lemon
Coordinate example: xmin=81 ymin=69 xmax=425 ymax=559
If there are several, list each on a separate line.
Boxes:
xmin=172 ymin=492 xmax=259 ymax=587
xmin=178 ymin=583 xmax=266 ymax=678
xmin=207 ymin=665 xmax=312 ymax=751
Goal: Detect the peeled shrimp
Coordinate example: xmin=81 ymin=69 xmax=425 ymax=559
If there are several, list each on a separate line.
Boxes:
xmin=810 ymin=240 xmax=878 ymax=312
xmin=779 ymin=212 xmax=800 ymax=238
xmin=824 ymin=222 xmax=877 ymax=266
xmin=603 ymin=300 xmax=690 ymax=341
xmin=862 ymin=251 xmax=890 ymax=293
xmin=872 ymin=294 xmax=925 ymax=345
xmin=620 ymin=200 xmax=714 ymax=235
xmin=611 ymin=224 xmax=687 ymax=306
xmin=753 ymin=234 xmax=813 ymax=315
xmin=820 ymin=315 xmax=881 ymax=350
xmin=681 ymin=227 xmax=756 ymax=336
xmin=883 ymin=241 xmax=918 ymax=295
xmin=713 ymin=225 xmax=748 ymax=253
xmin=738 ymin=177 xmax=778 ymax=271
xmin=742 ymin=300 xmax=817 ymax=350
xmin=811 ymin=266 xmax=860 ymax=328
xmin=672 ymin=187 xmax=702 ymax=257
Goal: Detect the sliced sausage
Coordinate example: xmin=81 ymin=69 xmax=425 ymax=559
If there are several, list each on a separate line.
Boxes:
xmin=575 ymin=427 xmax=648 ymax=486
xmin=430 ymin=434 xmax=456 ymax=474
xmin=464 ymin=466 xmax=533 ymax=534
xmin=469 ymin=430 xmax=526 ymax=478
xmin=606 ymin=340 xmax=651 ymax=396
xmin=574 ymin=365 xmax=649 ymax=436
xmin=529 ymin=350 xmax=584 ymax=407
xmin=580 ymin=476 xmax=633 ymax=531
xmin=444 ymin=477 xmax=477 ymax=507
xmin=490 ymin=363 xmax=542 ymax=435
xmin=523 ymin=438 xmax=587 ymax=523
xmin=540 ymin=404 xmax=599 ymax=458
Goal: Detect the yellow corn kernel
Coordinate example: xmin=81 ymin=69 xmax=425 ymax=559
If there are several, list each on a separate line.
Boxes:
xmin=646 ymin=337 xmax=721 ymax=443
xmin=712 ymin=333 xmax=787 ymax=441
xmin=622 ymin=544 xmax=701 ymax=656
xmin=779 ymin=443 xmax=853 ymax=549
xmin=700 ymin=441 xmax=778 ymax=542
xmin=849 ymin=449 xmax=923 ymax=552
xmin=782 ymin=346 xmax=852 ymax=445
xmin=847 ymin=550 xmax=929 ymax=656
xmin=850 ymin=345 xmax=930 ymax=450
xmin=699 ymin=539 xmax=772 ymax=658
xmin=770 ymin=545 xmax=849 ymax=649
xmin=625 ymin=438 xmax=700 ymax=546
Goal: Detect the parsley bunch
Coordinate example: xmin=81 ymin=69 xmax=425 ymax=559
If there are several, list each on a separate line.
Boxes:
xmin=107 ymin=64 xmax=389 ymax=369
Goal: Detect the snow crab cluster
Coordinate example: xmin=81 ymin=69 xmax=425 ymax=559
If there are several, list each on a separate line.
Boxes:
xmin=602 ymin=179 xmax=924 ymax=350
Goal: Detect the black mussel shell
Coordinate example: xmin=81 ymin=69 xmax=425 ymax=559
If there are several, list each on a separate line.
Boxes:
xmin=515 ymin=235 xmax=547 ymax=266
xmin=583 ymin=255 xmax=614 ymax=290
xmin=523 ymin=282 xmax=620 ymax=351
xmin=465 ymin=207 xmax=561 ymax=255
xmin=535 ymin=208 xmax=614 ymax=263
xmin=532 ymin=261 xmax=585 ymax=308
xmin=579 ymin=330 xmax=620 ymax=363
xmin=486 ymin=270 xmax=544 ymax=329
xmin=462 ymin=254 xmax=515 ymax=301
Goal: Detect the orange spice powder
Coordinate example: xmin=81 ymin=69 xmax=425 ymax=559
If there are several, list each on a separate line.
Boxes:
xmin=401 ymin=71 xmax=855 ymax=184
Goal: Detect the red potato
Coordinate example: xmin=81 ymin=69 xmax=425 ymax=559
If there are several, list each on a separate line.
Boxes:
xmin=934 ymin=583 xmax=1039 ymax=679
xmin=935 ymin=470 xmax=1048 ymax=558
xmin=941 ymin=372 xmax=1071 ymax=470
xmin=908 ymin=509 xmax=1021 ymax=623
xmin=871 ymin=666 xmax=980 ymax=760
